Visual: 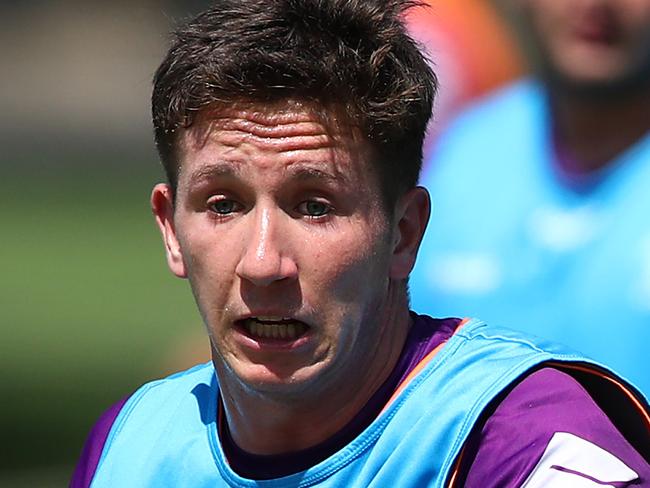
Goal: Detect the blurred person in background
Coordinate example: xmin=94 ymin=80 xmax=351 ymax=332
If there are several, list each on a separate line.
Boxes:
xmin=411 ymin=0 xmax=650 ymax=395
xmin=406 ymin=0 xmax=523 ymax=148
xmin=70 ymin=0 xmax=650 ymax=486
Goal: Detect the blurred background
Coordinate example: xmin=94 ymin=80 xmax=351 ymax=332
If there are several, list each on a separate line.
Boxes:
xmin=0 ymin=1 xmax=522 ymax=485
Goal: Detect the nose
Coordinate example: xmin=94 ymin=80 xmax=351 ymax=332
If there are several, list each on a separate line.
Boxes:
xmin=235 ymin=207 xmax=298 ymax=287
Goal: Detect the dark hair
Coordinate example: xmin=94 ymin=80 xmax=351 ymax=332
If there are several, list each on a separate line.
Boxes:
xmin=152 ymin=0 xmax=437 ymax=207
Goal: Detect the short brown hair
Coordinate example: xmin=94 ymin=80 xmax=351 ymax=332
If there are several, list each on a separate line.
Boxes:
xmin=152 ymin=0 xmax=437 ymax=206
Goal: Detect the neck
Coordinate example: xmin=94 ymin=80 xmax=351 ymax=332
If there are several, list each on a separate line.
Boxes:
xmin=549 ymin=82 xmax=650 ymax=174
xmin=218 ymin=285 xmax=412 ymax=455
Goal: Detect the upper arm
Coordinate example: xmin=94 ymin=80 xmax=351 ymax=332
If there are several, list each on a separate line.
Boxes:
xmin=69 ymin=396 xmax=129 ymax=488
xmin=458 ymin=368 xmax=649 ymax=488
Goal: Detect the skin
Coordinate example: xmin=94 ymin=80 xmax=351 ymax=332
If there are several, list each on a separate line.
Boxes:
xmin=523 ymin=0 xmax=650 ymax=88
xmin=521 ymin=0 xmax=650 ymax=172
xmin=151 ymin=100 xmax=430 ymax=454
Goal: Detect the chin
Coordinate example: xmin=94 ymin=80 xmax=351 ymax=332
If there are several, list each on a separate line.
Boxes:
xmin=548 ymin=46 xmax=643 ymax=91
xmin=546 ymin=58 xmax=643 ymax=96
xmin=231 ymin=362 xmax=324 ymax=396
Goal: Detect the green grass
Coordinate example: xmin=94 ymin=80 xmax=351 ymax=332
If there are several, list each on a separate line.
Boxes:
xmin=0 ymin=158 xmax=204 ymax=478
xmin=0 ymin=466 xmax=71 ymax=488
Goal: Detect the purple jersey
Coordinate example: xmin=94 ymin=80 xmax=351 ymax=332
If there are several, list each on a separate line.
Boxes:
xmin=71 ymin=397 xmax=129 ymax=488
xmin=71 ymin=315 xmax=649 ymax=486
xmin=461 ymin=368 xmax=648 ymax=486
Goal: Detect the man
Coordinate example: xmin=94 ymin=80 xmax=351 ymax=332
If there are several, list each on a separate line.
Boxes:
xmin=72 ymin=1 xmax=650 ymax=486
xmin=411 ymin=0 xmax=650 ymax=395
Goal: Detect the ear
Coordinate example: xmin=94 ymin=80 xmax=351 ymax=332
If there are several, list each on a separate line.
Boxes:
xmin=151 ymin=183 xmax=187 ymax=278
xmin=389 ymin=186 xmax=431 ymax=280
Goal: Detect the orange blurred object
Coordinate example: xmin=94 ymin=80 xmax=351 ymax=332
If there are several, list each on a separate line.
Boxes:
xmin=407 ymin=0 xmax=524 ymax=134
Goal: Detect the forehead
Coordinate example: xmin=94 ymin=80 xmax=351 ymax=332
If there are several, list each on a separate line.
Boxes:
xmin=177 ymin=100 xmax=370 ymax=176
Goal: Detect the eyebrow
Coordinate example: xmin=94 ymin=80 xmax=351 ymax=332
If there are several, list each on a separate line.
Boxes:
xmin=285 ymin=165 xmax=349 ymax=186
xmin=187 ymin=163 xmax=241 ymax=185
xmin=186 ymin=161 xmax=349 ymax=187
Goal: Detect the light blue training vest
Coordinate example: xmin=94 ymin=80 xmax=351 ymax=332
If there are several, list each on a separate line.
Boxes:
xmin=89 ymin=319 xmax=645 ymax=487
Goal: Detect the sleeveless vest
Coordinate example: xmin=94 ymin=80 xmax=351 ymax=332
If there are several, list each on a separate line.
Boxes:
xmin=90 ymin=319 xmax=649 ymax=487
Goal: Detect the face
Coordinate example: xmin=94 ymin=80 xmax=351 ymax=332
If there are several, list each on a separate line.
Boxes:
xmin=523 ymin=0 xmax=650 ymax=88
xmin=152 ymin=101 xmax=426 ymax=401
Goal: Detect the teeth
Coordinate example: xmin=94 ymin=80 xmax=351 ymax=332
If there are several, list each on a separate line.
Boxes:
xmin=244 ymin=318 xmax=307 ymax=340
xmin=256 ymin=316 xmax=291 ymax=322
xmin=252 ymin=322 xmax=262 ymax=337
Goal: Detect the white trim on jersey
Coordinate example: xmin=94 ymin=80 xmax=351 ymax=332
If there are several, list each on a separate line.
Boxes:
xmin=521 ymin=432 xmax=639 ymax=488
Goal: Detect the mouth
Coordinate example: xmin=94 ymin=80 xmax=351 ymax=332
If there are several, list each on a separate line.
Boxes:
xmin=239 ymin=316 xmax=309 ymax=341
xmin=573 ymin=12 xmax=619 ymax=46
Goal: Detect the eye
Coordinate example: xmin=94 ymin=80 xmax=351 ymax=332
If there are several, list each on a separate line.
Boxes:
xmin=208 ymin=198 xmax=241 ymax=215
xmin=298 ymin=200 xmax=331 ymax=217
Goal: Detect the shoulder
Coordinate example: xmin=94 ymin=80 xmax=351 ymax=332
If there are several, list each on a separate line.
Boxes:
xmin=458 ymin=367 xmax=649 ymax=487
xmin=70 ymin=397 xmax=130 ymax=488
xmin=420 ymin=79 xmax=548 ymax=200
xmin=109 ymin=362 xmax=216 ymax=422
xmin=70 ymin=362 xmax=216 ymax=488
xmin=452 ymin=79 xmax=542 ymax=125
xmin=432 ymin=79 xmax=544 ymax=152
xmin=106 ymin=361 xmax=216 ymax=432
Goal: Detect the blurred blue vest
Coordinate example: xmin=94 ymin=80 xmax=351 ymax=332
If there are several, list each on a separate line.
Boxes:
xmin=411 ymin=80 xmax=650 ymax=395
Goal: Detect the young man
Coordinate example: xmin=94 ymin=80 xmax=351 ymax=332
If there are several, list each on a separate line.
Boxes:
xmin=411 ymin=0 xmax=650 ymax=396
xmin=72 ymin=1 xmax=649 ymax=486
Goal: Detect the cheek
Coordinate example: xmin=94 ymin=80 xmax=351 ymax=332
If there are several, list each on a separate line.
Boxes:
xmin=179 ymin=224 xmax=238 ymax=306
xmin=627 ymin=10 xmax=650 ymax=47
xmin=304 ymin=225 xmax=390 ymax=300
xmin=180 ymin=214 xmax=236 ymax=269
xmin=527 ymin=0 xmax=569 ymax=38
xmin=624 ymin=0 xmax=650 ymax=22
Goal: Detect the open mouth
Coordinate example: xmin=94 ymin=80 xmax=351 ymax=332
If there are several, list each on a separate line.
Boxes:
xmin=240 ymin=317 xmax=309 ymax=341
